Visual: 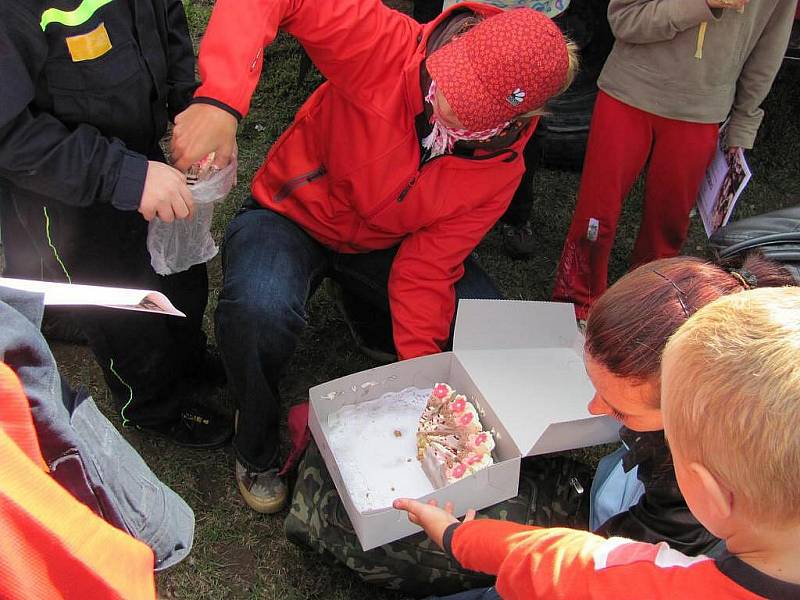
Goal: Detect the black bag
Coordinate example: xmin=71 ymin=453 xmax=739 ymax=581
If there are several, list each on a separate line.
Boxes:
xmin=709 ymin=205 xmax=800 ymax=283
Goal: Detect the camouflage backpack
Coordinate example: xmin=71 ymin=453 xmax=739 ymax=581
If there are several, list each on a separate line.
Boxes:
xmin=284 ymin=442 xmax=592 ymax=597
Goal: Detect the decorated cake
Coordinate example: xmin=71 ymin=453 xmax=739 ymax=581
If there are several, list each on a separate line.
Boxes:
xmin=416 ymin=383 xmax=495 ymax=488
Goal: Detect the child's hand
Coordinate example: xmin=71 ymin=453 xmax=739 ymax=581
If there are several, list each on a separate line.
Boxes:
xmin=707 ymin=0 xmax=749 ymax=9
xmin=393 ymin=498 xmax=476 ymax=550
xmin=139 ymin=161 xmax=194 ymax=222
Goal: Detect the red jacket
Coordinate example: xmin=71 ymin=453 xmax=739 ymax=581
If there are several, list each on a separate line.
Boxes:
xmin=196 ymin=0 xmax=535 ymax=359
xmin=449 ymin=519 xmax=784 ymax=599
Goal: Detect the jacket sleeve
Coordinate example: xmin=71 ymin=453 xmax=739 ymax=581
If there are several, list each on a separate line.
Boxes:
xmin=725 ymin=1 xmax=796 ymax=149
xmin=450 ymin=520 xmax=720 ymax=599
xmin=388 ymin=179 xmax=516 ymax=360
xmin=163 ymin=0 xmax=199 ymax=120
xmin=0 ymin=20 xmax=147 ymax=211
xmin=195 ymin=0 xmax=420 ymax=120
xmin=607 ymin=0 xmax=715 ymax=44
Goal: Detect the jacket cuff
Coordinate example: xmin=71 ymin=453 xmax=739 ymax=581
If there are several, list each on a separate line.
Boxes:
xmin=724 ymin=119 xmax=758 ymax=150
xmin=192 ymin=97 xmax=243 ymax=122
xmin=443 ymin=522 xmax=461 ymax=559
xmin=111 ymin=151 xmax=148 ymax=211
xmin=670 ymin=0 xmax=715 ymax=31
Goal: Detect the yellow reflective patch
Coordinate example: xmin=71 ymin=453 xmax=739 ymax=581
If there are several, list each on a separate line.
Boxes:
xmin=65 ymin=22 xmax=112 ymax=62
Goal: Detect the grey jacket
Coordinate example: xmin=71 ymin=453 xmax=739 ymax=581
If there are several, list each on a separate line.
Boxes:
xmin=0 ymin=285 xmax=194 ymax=571
xmin=598 ymin=0 xmax=796 ymax=148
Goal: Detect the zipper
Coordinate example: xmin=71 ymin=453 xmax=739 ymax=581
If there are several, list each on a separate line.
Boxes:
xmin=273 ymin=165 xmax=327 ymax=203
xmin=365 ymin=144 xmax=519 ymax=218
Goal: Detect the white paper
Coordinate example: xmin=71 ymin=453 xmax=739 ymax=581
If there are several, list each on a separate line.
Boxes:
xmin=0 ymin=278 xmax=185 ymax=317
xmin=323 ymin=387 xmax=434 ymax=512
xmin=696 ymin=141 xmax=752 ymax=237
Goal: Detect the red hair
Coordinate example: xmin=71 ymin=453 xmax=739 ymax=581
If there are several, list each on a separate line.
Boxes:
xmin=584 ymin=254 xmax=794 ymax=382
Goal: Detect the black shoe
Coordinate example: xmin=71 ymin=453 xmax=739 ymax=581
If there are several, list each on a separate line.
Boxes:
xmin=196 ymin=345 xmax=227 ymax=387
xmin=325 ymin=280 xmax=397 ymax=364
xmin=501 ymin=221 xmax=536 ymax=259
xmin=140 ymin=405 xmax=233 ymax=450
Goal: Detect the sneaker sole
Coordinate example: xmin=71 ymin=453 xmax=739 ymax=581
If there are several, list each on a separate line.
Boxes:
xmin=237 ymin=478 xmax=288 ymax=514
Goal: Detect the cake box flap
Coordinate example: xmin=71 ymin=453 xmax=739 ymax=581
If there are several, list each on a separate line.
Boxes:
xmin=453 ymin=300 xmax=618 ymax=456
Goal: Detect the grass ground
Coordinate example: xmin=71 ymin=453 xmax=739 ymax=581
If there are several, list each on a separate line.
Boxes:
xmin=43 ymin=2 xmax=799 ymax=599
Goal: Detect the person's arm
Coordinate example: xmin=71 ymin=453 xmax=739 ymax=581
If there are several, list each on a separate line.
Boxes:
xmin=0 ymin=18 xmax=192 ymax=221
xmin=393 ymin=498 xmax=718 ymax=600
xmin=725 ymin=0 xmax=796 ymax=150
xmin=171 ymin=0 xmax=420 ymax=170
xmin=607 ymin=0 xmax=717 ymax=44
xmin=163 ymin=0 xmax=199 ymax=120
xmin=388 ymin=178 xmax=517 ymax=360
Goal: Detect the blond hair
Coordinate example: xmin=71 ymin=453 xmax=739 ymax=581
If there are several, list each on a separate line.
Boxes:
xmin=521 ymin=39 xmax=580 ymax=118
xmin=662 ymin=287 xmax=800 ymax=526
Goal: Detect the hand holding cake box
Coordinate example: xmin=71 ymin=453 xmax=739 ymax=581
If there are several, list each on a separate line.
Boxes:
xmin=417 ymin=383 xmax=496 ymax=488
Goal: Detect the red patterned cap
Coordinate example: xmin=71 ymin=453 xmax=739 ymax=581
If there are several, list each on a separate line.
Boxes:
xmin=427 ymin=8 xmax=569 ymax=131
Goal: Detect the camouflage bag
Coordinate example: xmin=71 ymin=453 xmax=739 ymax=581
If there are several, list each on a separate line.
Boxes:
xmin=284 ymin=442 xmax=592 ymax=597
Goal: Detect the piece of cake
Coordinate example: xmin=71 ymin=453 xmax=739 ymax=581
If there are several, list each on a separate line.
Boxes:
xmin=416 ymin=383 xmax=495 ymax=488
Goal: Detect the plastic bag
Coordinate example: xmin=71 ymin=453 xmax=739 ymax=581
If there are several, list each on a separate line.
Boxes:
xmin=147 ymin=155 xmax=237 ymax=275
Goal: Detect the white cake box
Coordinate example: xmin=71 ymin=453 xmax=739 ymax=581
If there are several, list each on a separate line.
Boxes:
xmin=308 ymin=299 xmax=620 ymax=550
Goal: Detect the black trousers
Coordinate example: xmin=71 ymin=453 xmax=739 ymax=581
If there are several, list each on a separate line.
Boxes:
xmin=0 ymin=191 xmax=208 ymax=428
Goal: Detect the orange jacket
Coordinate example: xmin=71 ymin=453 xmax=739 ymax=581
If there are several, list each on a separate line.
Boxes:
xmin=0 ymin=362 xmax=156 ymax=600
xmin=196 ymin=0 xmax=534 ymax=359
xmin=450 ymin=519 xmax=772 ymax=599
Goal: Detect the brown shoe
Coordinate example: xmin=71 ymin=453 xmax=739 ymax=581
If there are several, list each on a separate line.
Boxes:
xmin=235 ymin=461 xmax=288 ymax=514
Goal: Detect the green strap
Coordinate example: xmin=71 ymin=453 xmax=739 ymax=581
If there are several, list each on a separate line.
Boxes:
xmin=40 ymin=0 xmax=114 ymax=31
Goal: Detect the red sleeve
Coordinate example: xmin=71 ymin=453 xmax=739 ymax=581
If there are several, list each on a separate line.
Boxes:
xmin=451 ymin=519 xmax=754 ymax=600
xmin=196 ymin=0 xmax=421 ymax=119
xmin=388 ymin=178 xmax=515 ymax=360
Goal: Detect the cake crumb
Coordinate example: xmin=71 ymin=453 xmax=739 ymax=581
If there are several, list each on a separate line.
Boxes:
xmin=393 ymin=429 xmax=402 ymax=437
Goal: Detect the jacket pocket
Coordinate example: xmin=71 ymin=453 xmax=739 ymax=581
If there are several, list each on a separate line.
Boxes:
xmin=273 ymin=165 xmax=328 ymax=203
xmin=44 ymin=39 xmax=149 ymax=132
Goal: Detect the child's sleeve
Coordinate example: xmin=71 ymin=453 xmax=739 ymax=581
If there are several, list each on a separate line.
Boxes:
xmin=725 ymin=0 xmax=796 ymax=150
xmin=607 ymin=0 xmax=715 ymax=44
xmin=449 ymin=519 xmax=720 ymax=599
xmin=194 ymin=0 xmax=420 ymax=122
xmin=0 ymin=19 xmax=147 ymax=211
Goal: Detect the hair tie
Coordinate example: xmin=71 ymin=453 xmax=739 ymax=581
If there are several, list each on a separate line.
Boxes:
xmin=729 ymin=268 xmax=757 ymax=290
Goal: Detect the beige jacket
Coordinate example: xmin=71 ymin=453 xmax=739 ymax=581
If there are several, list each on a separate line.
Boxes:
xmin=598 ymin=0 xmax=796 ymax=148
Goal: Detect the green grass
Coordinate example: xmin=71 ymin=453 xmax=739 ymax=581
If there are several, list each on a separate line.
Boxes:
xmin=46 ymin=3 xmax=800 ymax=599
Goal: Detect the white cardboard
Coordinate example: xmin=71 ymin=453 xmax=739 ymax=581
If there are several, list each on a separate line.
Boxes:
xmin=0 ymin=277 xmax=185 ymax=316
xmin=309 ymin=300 xmax=619 ymax=550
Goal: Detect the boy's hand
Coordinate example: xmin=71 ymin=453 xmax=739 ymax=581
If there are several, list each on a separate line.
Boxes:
xmin=139 ymin=161 xmax=194 ymax=223
xmin=171 ymin=104 xmax=238 ymax=172
xmin=393 ymin=498 xmax=476 ymax=550
xmin=707 ymin=0 xmax=748 ymax=9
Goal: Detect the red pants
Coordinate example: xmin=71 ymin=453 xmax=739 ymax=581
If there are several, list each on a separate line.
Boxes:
xmin=552 ymin=91 xmax=718 ymax=320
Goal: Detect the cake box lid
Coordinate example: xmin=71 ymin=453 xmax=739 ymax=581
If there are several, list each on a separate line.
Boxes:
xmin=452 ymin=300 xmax=618 ymax=457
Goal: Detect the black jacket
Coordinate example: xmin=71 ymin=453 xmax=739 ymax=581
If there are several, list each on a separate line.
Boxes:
xmin=596 ymin=427 xmax=721 ymax=556
xmin=0 ymin=0 xmax=196 ymax=212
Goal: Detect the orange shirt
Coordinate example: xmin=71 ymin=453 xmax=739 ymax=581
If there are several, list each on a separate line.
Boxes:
xmin=0 ymin=362 xmax=156 ymax=600
xmin=450 ymin=519 xmax=788 ymax=599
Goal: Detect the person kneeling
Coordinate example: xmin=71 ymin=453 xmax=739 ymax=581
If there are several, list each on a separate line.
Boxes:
xmin=396 ymin=286 xmax=800 ymax=599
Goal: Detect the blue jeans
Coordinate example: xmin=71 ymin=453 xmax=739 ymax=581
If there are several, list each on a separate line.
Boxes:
xmin=215 ymin=204 xmax=503 ymax=471
xmin=428 ymin=587 xmax=501 ymax=600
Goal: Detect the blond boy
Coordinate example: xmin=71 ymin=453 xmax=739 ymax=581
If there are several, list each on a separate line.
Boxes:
xmin=395 ymin=287 xmax=800 ymax=599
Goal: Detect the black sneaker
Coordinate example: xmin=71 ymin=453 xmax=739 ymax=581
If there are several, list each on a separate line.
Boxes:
xmin=501 ymin=221 xmax=537 ymax=260
xmin=325 ymin=280 xmax=397 ymax=364
xmin=140 ymin=405 xmax=233 ymax=450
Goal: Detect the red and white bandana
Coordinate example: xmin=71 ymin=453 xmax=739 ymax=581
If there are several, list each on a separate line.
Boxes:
xmin=422 ymin=81 xmax=510 ymax=157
